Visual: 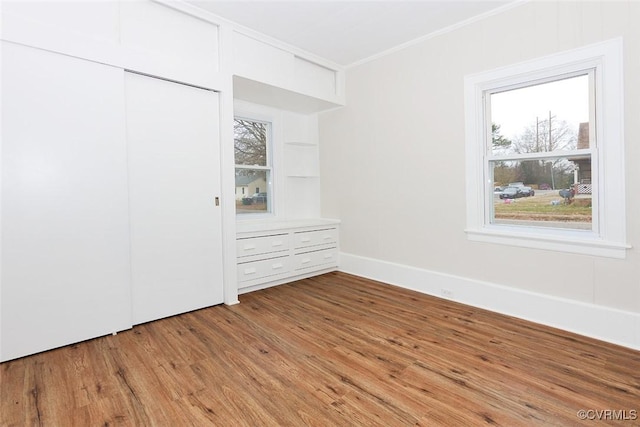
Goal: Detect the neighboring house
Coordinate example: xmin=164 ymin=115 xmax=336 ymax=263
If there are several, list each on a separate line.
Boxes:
xmin=570 ymin=122 xmax=592 ymax=194
xmin=235 ymin=174 xmax=266 ymax=200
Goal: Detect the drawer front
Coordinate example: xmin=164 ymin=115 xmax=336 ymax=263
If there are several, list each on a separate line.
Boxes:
xmin=293 ymin=228 xmax=338 ymax=249
xmin=237 ymin=256 xmax=291 ymax=283
xmin=236 ymin=234 xmax=290 ymax=258
xmin=293 ymin=249 xmax=338 ymax=271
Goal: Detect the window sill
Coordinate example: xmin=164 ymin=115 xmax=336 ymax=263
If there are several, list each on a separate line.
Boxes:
xmin=236 ymin=212 xmax=275 ymax=221
xmin=465 ymin=227 xmax=630 ymax=259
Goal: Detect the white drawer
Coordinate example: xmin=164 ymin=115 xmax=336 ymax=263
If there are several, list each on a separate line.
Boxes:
xmin=237 ymin=256 xmax=291 ymax=283
xmin=293 ymin=228 xmax=338 ymax=249
xmin=236 ymin=234 xmax=290 ymax=258
xmin=293 ymin=249 xmax=338 ymax=271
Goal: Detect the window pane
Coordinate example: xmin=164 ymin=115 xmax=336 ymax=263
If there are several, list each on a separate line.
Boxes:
xmin=491 ymin=157 xmax=591 ymax=230
xmin=490 ymin=74 xmax=590 ymax=156
xmin=234 ymin=118 xmax=267 ymax=166
xmin=235 ymin=169 xmax=269 ymax=214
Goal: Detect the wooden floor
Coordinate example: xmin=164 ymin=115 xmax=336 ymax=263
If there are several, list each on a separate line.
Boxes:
xmin=2 ymin=272 xmax=639 ymax=426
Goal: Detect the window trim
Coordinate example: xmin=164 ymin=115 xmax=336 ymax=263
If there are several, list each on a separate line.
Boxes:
xmin=234 ymin=114 xmax=274 ymax=218
xmin=464 ymin=38 xmax=629 ymax=258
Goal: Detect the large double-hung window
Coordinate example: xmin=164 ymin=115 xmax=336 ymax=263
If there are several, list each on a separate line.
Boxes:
xmin=464 ymin=39 xmax=628 ymax=258
xmin=489 ymin=72 xmax=593 ymax=230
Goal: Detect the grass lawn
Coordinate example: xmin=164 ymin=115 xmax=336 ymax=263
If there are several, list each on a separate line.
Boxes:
xmin=494 ymin=192 xmax=591 ymax=222
xmin=236 ymin=201 xmax=268 ymax=213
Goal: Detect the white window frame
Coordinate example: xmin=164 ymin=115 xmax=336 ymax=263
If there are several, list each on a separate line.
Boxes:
xmin=234 ymin=114 xmax=275 ymax=218
xmin=464 ymin=38 xmax=628 ymax=258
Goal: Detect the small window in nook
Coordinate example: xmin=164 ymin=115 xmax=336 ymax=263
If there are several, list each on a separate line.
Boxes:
xmin=234 ymin=118 xmax=272 ymax=215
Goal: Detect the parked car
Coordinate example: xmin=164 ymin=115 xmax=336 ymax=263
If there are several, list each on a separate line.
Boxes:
xmin=499 ymin=187 xmax=521 ymax=199
xmin=252 ymin=192 xmax=267 ymax=203
xmin=519 ymin=186 xmax=535 ymax=197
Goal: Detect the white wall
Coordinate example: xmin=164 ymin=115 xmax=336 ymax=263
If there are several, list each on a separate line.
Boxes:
xmin=319 ymin=1 xmax=640 ymax=347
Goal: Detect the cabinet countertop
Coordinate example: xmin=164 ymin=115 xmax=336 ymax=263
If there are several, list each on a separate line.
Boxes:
xmin=236 ymin=218 xmax=340 ymax=234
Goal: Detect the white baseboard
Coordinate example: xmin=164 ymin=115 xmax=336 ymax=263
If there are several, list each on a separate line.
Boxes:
xmin=339 ymin=252 xmax=640 ymax=351
xmin=238 ymin=266 xmax=338 ymax=295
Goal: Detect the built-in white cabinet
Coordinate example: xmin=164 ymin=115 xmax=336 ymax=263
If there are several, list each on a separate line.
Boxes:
xmin=2 ymin=0 xmax=344 ymax=112
xmin=1 ymin=0 xmax=121 ymax=66
xmin=236 ymin=220 xmax=339 ymax=294
xmin=120 ymin=1 xmax=220 ymax=88
xmin=0 ymin=42 xmax=227 ymax=362
xmin=1 ymin=0 xmax=222 ymax=90
xmin=232 ymin=31 xmax=345 ymax=113
xmin=0 ymin=0 xmax=344 ymax=362
xmin=0 ymin=1 xmax=228 ymax=360
xmin=0 ymin=42 xmax=132 ymax=361
xmin=233 ymin=33 xmax=294 ymax=90
xmin=292 ymin=56 xmax=338 ymax=101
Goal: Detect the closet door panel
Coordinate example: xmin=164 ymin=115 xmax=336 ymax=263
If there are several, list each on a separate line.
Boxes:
xmin=1 ymin=42 xmax=131 ymax=361
xmin=125 ymin=72 xmax=224 ymax=325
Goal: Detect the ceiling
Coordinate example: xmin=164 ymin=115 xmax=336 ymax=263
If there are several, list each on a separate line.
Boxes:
xmin=188 ymin=1 xmax=515 ymax=67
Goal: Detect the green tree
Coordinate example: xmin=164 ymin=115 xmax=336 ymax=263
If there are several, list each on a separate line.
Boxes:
xmin=491 ymin=124 xmax=514 ymax=185
xmin=492 ymin=123 xmax=511 ymax=149
xmin=234 ymin=119 xmax=267 ymax=167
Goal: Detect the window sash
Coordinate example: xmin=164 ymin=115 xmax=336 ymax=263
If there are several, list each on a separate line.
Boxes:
xmin=235 ymin=164 xmax=271 ymax=171
xmin=234 ymin=117 xmax=273 ymax=216
xmin=234 ymin=117 xmax=270 ymax=168
xmin=486 ymin=149 xmax=593 ymax=162
xmin=482 ymin=64 xmax=597 ymax=233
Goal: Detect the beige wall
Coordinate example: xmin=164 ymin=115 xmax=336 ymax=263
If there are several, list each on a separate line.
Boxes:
xmin=319 ymin=1 xmax=639 ymax=312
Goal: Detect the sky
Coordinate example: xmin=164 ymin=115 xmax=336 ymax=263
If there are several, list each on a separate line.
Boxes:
xmin=490 ymin=74 xmax=590 ymax=142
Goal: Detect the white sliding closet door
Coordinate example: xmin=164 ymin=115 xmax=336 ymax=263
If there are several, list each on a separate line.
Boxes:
xmin=125 ymin=72 xmax=224 ymax=325
xmin=1 ymin=42 xmax=131 ymax=362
